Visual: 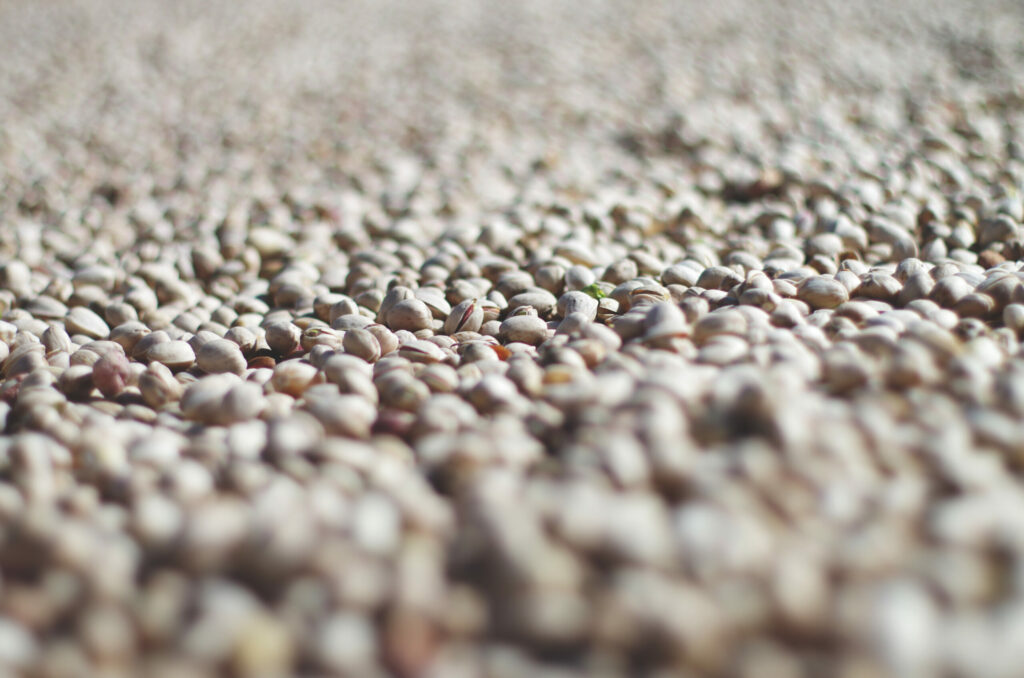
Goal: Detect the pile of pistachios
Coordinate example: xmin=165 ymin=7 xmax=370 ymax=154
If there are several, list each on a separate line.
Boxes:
xmin=2 ymin=0 xmax=1024 ymax=676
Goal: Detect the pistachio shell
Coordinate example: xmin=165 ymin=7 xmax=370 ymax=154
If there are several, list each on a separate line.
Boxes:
xmin=196 ymin=339 xmax=247 ymax=374
xmin=146 ymin=340 xmax=196 ymax=372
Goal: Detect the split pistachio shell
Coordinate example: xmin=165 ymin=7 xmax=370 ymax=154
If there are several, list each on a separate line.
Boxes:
xmin=444 ymin=299 xmax=485 ymax=335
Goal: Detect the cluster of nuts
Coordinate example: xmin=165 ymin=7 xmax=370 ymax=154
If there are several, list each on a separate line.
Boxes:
xmin=2 ymin=0 xmax=1024 ymax=676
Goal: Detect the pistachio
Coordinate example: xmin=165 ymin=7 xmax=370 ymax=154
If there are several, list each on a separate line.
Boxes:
xmin=270 ymin=360 xmax=319 ymax=397
xmin=181 ymin=374 xmax=240 ymax=423
xmin=387 ymin=299 xmax=434 ymax=333
xmin=59 ymin=365 xmax=95 ymax=401
xmin=4 ymin=8 xmax=1024 ymax=677
xmin=264 ymin=321 xmax=302 ymax=357
xmin=300 ymin=326 xmax=341 ymax=352
xmin=92 ymin=353 xmax=131 ymax=398
xmin=146 ymin=340 xmax=196 ymax=372
xmin=224 ymin=325 xmax=259 ymax=355
xmin=498 ymin=315 xmax=549 ymax=346
xmin=138 ymin=361 xmax=184 ymax=408
xmin=343 ymin=327 xmax=382 ymax=363
xmin=443 ymin=299 xmax=485 ymax=335
xmin=398 ymin=339 xmax=446 ymax=364
xmin=196 ymin=339 xmax=247 ymax=375
xmin=556 ymin=291 xmax=599 ymax=321
xmin=797 ymin=276 xmax=849 ymax=310
xmin=65 ymin=307 xmax=110 ymax=340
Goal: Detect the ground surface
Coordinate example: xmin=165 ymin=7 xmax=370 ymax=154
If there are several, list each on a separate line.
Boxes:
xmin=3 ymin=1 xmax=1024 ymax=677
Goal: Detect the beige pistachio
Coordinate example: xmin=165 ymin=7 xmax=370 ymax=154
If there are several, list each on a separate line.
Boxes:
xmin=797 ymin=276 xmax=849 ymax=310
xmin=300 ymin=326 xmax=341 ymax=352
xmin=41 ymin=324 xmax=73 ymax=355
xmin=387 ymin=299 xmax=434 ymax=333
xmin=131 ymin=330 xmax=171 ymax=361
xmin=498 ymin=315 xmax=549 ymax=346
xmin=220 ymin=381 xmax=265 ymax=423
xmin=58 ymin=365 xmax=95 ymax=401
xmin=444 ymin=299 xmax=485 ymax=335
xmin=138 ymin=362 xmax=184 ymax=408
xmin=4 ymin=344 xmax=47 ymax=377
xmin=65 ymin=306 xmax=110 ymax=339
xmin=343 ymin=327 xmax=382 ymax=363
xmin=146 ymin=340 xmax=196 ymax=372
xmin=302 ymin=393 xmax=375 ymax=438
xmin=642 ymin=302 xmax=689 ymax=342
xmin=506 ymin=290 xmax=558 ymax=318
xmin=398 ymin=339 xmax=446 ymax=364
xmin=692 ymin=309 xmax=748 ymax=345
xmin=196 ymin=339 xmax=247 ymax=375
xmin=365 ymin=324 xmax=400 ymax=356
xmin=264 ymin=321 xmax=302 ymax=357
xmin=415 ymin=287 xmax=452 ymax=319
xmin=270 ymin=360 xmax=320 ymax=397
xmin=377 ymin=286 xmax=416 ymax=324
xmin=419 ymin=364 xmax=459 ymax=393
xmin=108 ymin=322 xmax=150 ymax=355
xmin=224 ymin=325 xmax=259 ymax=355
xmin=556 ymin=291 xmax=599 ymax=321
xmin=181 ymin=374 xmax=238 ymax=423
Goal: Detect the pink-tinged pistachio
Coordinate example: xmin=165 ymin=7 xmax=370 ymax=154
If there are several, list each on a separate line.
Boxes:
xmin=300 ymin=326 xmax=342 ymax=352
xmin=444 ymin=299 xmax=484 ymax=335
xmin=398 ymin=339 xmax=446 ymax=364
xmin=92 ymin=353 xmax=131 ymax=398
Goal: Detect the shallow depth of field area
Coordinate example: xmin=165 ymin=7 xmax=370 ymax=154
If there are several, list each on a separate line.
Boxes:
xmin=2 ymin=1 xmax=1024 ymax=677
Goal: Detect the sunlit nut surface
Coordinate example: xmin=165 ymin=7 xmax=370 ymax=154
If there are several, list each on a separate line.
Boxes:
xmin=0 ymin=3 xmax=1022 ymax=677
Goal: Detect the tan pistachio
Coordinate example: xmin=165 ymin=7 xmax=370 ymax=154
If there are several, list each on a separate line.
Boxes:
xmin=270 ymin=360 xmax=320 ymax=397
xmin=264 ymin=321 xmax=302 ymax=357
xmin=138 ymin=362 xmax=184 ymax=408
xmin=498 ymin=315 xmax=549 ymax=346
xmin=387 ymin=299 xmax=434 ymax=333
xmin=146 ymin=341 xmax=196 ymax=373
xmin=342 ymin=327 xmax=382 ymax=363
xmin=65 ymin=306 xmax=110 ymax=339
xmin=443 ymin=299 xmax=485 ymax=335
xmin=196 ymin=339 xmax=247 ymax=375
